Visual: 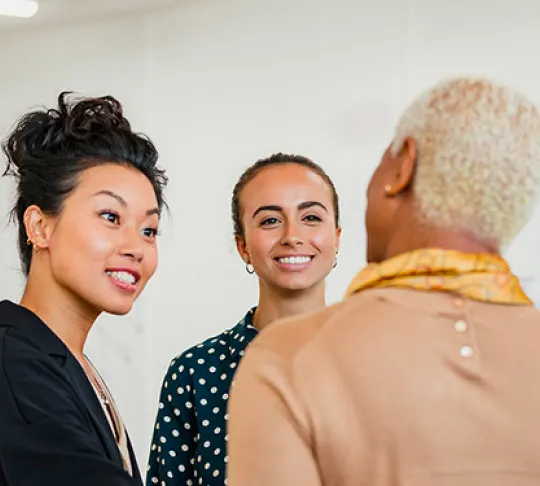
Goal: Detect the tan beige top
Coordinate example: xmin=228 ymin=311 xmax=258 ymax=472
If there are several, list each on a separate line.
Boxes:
xmin=228 ymin=288 xmax=540 ymax=486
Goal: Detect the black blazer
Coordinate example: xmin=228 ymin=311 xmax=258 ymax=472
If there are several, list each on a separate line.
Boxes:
xmin=0 ymin=300 xmax=143 ymax=486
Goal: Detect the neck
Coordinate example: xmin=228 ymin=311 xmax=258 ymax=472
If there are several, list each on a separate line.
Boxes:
xmin=383 ymin=217 xmax=498 ymax=262
xmin=253 ymin=281 xmax=326 ymax=332
xmin=20 ymin=266 xmax=98 ymax=360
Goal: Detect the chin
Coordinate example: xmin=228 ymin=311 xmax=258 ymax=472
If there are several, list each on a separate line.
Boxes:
xmin=276 ymin=277 xmax=321 ymax=292
xmin=71 ymin=283 xmax=138 ymax=317
xmin=100 ymin=300 xmax=134 ymax=316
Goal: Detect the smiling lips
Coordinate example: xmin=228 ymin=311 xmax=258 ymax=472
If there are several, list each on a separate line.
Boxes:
xmin=105 ymin=268 xmax=140 ymax=293
xmin=273 ymin=255 xmax=314 ymax=271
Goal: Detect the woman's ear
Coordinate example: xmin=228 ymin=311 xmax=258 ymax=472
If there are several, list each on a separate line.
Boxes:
xmin=235 ymin=234 xmax=250 ymax=264
xmin=24 ymin=205 xmax=53 ymax=250
xmin=335 ymin=226 xmax=342 ymax=253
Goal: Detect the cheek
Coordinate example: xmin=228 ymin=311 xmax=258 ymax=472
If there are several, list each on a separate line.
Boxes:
xmin=80 ymin=225 xmax=116 ymax=259
xmin=310 ymin=227 xmax=338 ymax=255
xmin=85 ymin=232 xmax=116 ymax=258
xmin=245 ymin=230 xmax=276 ymax=260
xmin=50 ymin=221 xmax=115 ymax=271
xmin=143 ymin=246 xmax=159 ymax=280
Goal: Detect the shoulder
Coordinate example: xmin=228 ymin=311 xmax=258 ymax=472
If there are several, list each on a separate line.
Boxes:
xmin=162 ymin=308 xmax=257 ymax=376
xmin=245 ymin=290 xmax=410 ymax=360
xmin=1 ymin=324 xmax=62 ymax=378
xmin=0 ymin=301 xmax=70 ymax=386
xmin=248 ymin=286 xmax=527 ymax=362
xmin=0 ymin=327 xmax=77 ymax=425
xmin=242 ymin=300 xmax=347 ymax=360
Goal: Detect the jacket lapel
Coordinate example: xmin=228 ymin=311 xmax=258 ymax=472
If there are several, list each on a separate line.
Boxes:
xmin=64 ymin=353 xmax=125 ymax=467
xmin=127 ymin=433 xmax=142 ymax=483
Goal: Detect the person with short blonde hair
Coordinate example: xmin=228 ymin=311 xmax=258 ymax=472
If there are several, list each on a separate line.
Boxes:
xmin=388 ymin=78 xmax=540 ymax=253
xmin=227 ymin=77 xmax=540 ymax=486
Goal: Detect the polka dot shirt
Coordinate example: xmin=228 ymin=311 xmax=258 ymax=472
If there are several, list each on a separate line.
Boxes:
xmin=147 ymin=308 xmax=258 ymax=486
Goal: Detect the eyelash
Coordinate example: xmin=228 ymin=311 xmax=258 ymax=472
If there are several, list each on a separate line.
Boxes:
xmin=99 ymin=210 xmax=160 ymax=239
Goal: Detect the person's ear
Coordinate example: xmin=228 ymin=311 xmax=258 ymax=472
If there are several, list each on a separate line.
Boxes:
xmin=235 ymin=234 xmax=250 ymax=265
xmin=24 ymin=205 xmax=54 ymax=250
xmin=384 ymin=137 xmax=417 ymax=197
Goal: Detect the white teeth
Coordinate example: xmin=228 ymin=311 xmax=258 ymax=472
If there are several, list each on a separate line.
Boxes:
xmin=106 ymin=271 xmax=136 ymax=285
xmin=278 ymin=256 xmax=312 ymax=265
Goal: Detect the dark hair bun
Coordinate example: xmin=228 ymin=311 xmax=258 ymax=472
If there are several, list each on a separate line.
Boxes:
xmin=3 ymin=92 xmax=136 ymax=179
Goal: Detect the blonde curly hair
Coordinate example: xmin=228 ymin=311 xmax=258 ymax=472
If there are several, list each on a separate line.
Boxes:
xmin=392 ymin=77 xmax=540 ymax=250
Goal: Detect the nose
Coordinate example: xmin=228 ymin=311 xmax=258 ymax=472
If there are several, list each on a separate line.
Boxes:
xmin=120 ymin=228 xmax=144 ymax=262
xmin=280 ymin=222 xmax=304 ymax=247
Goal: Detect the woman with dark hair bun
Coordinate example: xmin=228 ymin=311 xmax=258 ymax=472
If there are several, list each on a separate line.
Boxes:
xmin=0 ymin=92 xmax=167 ymax=486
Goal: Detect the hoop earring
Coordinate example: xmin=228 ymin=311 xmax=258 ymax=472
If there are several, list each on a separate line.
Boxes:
xmin=245 ymin=262 xmax=255 ymax=275
xmin=333 ymin=256 xmax=338 ymax=269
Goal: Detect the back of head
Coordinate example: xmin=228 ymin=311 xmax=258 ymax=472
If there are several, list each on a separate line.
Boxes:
xmin=392 ymin=77 xmax=540 ymax=250
xmin=2 ymin=92 xmax=167 ymax=275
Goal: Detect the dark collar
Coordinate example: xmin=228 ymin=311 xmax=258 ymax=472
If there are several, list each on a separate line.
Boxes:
xmin=239 ymin=306 xmax=257 ymax=331
xmin=0 ymin=300 xmax=68 ymax=357
xmin=228 ymin=307 xmax=258 ymax=357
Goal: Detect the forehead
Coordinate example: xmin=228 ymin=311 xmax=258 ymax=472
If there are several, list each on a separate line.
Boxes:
xmin=71 ymin=163 xmax=158 ymax=207
xmin=241 ymin=164 xmax=333 ymax=209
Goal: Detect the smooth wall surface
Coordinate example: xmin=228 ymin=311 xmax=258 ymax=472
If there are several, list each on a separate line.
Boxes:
xmin=1 ymin=0 xmax=539 ymax=466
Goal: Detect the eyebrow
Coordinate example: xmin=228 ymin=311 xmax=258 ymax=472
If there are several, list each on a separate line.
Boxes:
xmin=252 ymin=201 xmax=328 ymax=218
xmin=92 ymin=190 xmax=160 ymax=217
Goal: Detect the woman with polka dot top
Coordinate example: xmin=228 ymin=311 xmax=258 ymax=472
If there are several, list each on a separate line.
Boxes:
xmin=146 ymin=152 xmax=341 ymax=486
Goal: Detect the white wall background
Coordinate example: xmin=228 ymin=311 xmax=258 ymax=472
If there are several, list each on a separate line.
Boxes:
xmin=1 ymin=0 xmax=540 ymax=470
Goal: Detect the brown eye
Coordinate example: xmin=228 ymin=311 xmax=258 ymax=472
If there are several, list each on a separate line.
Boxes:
xmin=100 ymin=211 xmax=120 ymax=224
xmin=142 ymin=227 xmax=159 ymax=238
xmin=260 ymin=217 xmax=280 ymax=226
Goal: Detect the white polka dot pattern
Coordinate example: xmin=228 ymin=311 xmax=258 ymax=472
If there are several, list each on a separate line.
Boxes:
xmin=147 ymin=309 xmax=258 ymax=486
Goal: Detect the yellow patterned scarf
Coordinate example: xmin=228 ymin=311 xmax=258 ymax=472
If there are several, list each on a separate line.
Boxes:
xmin=345 ymin=248 xmax=532 ymax=305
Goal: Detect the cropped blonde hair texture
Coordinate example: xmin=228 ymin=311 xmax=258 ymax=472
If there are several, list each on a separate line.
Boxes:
xmin=392 ymin=77 xmax=540 ymax=250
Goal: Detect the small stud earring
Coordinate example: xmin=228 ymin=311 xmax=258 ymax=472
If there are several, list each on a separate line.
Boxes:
xmin=384 ymin=184 xmax=392 ymax=194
